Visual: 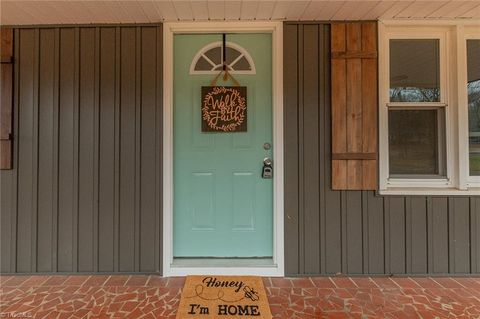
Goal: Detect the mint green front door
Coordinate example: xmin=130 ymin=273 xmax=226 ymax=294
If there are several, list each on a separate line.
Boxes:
xmin=173 ymin=33 xmax=273 ymax=257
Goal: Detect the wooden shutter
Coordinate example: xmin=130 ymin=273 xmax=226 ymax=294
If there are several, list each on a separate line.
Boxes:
xmin=331 ymin=22 xmax=378 ymax=190
xmin=0 ymin=28 xmax=13 ymax=169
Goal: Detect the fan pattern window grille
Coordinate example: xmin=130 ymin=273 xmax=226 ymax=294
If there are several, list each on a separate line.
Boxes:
xmin=190 ymin=41 xmax=256 ymax=75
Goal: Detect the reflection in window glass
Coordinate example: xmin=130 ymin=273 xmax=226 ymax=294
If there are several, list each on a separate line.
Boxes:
xmin=389 ymin=110 xmax=445 ymax=176
xmin=390 ymin=39 xmax=440 ymax=102
xmin=468 ymin=40 xmax=480 ymax=176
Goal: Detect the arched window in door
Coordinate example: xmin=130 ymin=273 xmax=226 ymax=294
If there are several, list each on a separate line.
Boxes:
xmin=190 ymin=41 xmax=256 ymax=75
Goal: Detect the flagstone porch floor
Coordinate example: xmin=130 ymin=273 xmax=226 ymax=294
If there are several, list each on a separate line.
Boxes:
xmin=1 ymin=275 xmax=479 ymax=318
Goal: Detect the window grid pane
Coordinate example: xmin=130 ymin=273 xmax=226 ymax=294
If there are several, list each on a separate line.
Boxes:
xmin=388 ymin=109 xmax=446 ymax=177
xmin=389 ymin=39 xmax=440 ymax=103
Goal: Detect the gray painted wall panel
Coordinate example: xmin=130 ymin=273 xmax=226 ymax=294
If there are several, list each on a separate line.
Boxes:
xmin=78 ymin=27 xmax=96 ymax=272
xmin=16 ymin=29 xmax=36 ymax=273
xmin=37 ymin=29 xmax=56 ymax=272
xmin=452 ymin=198 xmax=470 ymax=273
xmin=324 ymin=190 xmax=342 ymax=274
xmin=140 ymin=27 xmax=158 ymax=272
xmin=57 ymin=28 xmax=77 ymax=272
xmin=297 ymin=24 xmax=305 ymax=273
xmin=365 ymin=192 xmax=384 ymax=274
xmin=431 ymin=197 xmax=449 ymax=273
xmin=98 ymin=27 xmax=116 ymax=272
xmin=303 ymin=24 xmax=320 ymax=274
xmin=473 ymin=198 xmax=480 ymax=273
xmin=318 ymin=25 xmax=328 ymax=274
xmin=387 ymin=198 xmax=406 ymax=274
xmin=0 ymin=165 xmax=13 ymax=272
xmin=283 ymin=22 xmax=480 ymax=276
xmin=408 ymin=198 xmax=428 ymax=273
xmin=1 ymin=25 xmax=163 ymax=274
xmin=119 ymin=27 xmax=136 ymax=272
xmin=346 ymin=191 xmax=363 ymax=274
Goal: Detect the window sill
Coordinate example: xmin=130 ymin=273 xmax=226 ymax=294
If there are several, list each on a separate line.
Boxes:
xmin=379 ymin=187 xmax=480 ymax=196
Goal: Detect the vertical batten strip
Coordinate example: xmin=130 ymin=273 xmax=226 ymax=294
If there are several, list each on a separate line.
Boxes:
xmin=135 ymin=27 xmax=141 ymax=273
xmin=52 ymin=28 xmax=60 ymax=272
xmin=17 ymin=28 xmax=36 ymax=272
xmin=118 ymin=27 xmax=136 ymax=271
xmin=472 ymin=197 xmax=479 ymax=273
xmin=298 ymin=24 xmax=305 ymax=274
xmin=384 ymin=198 xmax=391 ymax=274
xmin=114 ymin=26 xmax=121 ymax=272
xmin=405 ymin=197 xmax=412 ymax=274
xmin=367 ymin=192 xmax=385 ymax=274
xmin=57 ymin=28 xmax=75 ymax=271
xmin=448 ymin=198 xmax=455 ymax=273
xmin=381 ymin=198 xmax=386 ymax=274
xmin=340 ymin=191 xmax=347 ymax=273
xmin=303 ymin=24 xmax=320 ymax=274
xmin=30 ymin=28 xmax=40 ymax=273
xmin=37 ymin=29 xmax=56 ymax=272
xmin=403 ymin=197 xmax=408 ymax=274
xmin=98 ymin=27 xmax=116 ymax=272
xmin=11 ymin=29 xmax=19 ymax=272
xmin=427 ymin=197 xmax=434 ymax=273
xmin=362 ymin=192 xmax=369 ymax=273
xmin=319 ymin=24 xmax=327 ymax=274
xmin=93 ymin=27 xmax=100 ymax=272
xmin=139 ymin=27 xmax=157 ymax=272
xmin=72 ymin=27 xmax=80 ymax=272
xmin=155 ymin=25 xmax=162 ymax=274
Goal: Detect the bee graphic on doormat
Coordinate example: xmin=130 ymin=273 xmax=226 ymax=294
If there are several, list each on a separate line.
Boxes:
xmin=243 ymin=286 xmax=259 ymax=302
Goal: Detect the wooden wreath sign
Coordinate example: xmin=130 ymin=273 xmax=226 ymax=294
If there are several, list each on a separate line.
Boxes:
xmin=201 ymin=86 xmax=247 ymax=132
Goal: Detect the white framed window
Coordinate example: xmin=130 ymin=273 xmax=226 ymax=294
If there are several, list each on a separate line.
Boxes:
xmin=379 ymin=21 xmax=480 ymax=195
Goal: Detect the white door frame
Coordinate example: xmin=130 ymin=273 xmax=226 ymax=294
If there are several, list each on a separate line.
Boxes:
xmin=162 ymin=21 xmax=284 ymax=277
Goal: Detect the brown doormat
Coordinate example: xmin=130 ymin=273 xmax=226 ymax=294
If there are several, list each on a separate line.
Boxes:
xmin=176 ymin=276 xmax=272 ymax=319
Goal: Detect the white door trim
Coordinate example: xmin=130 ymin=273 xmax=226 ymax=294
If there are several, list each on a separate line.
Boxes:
xmin=162 ymin=21 xmax=284 ymax=277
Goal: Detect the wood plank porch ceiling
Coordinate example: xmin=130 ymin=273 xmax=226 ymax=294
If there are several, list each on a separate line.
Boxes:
xmin=1 ymin=0 xmax=479 ymax=25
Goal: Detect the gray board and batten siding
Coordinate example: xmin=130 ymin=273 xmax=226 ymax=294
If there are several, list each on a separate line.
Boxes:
xmin=283 ymin=22 xmax=480 ymax=276
xmin=1 ymin=23 xmax=479 ymax=275
xmin=0 ymin=26 xmax=163 ymax=274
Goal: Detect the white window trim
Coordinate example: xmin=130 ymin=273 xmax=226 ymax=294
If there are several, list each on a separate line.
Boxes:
xmin=379 ymin=20 xmax=480 ymax=196
xmin=189 ymin=41 xmax=256 ymax=75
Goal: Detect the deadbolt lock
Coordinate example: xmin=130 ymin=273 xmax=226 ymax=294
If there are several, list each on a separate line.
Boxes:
xmin=262 ymin=157 xmax=273 ymax=179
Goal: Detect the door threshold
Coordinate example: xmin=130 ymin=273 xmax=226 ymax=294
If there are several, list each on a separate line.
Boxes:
xmin=173 ymin=257 xmax=275 ymax=267
xmin=167 ymin=258 xmax=282 ymax=277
